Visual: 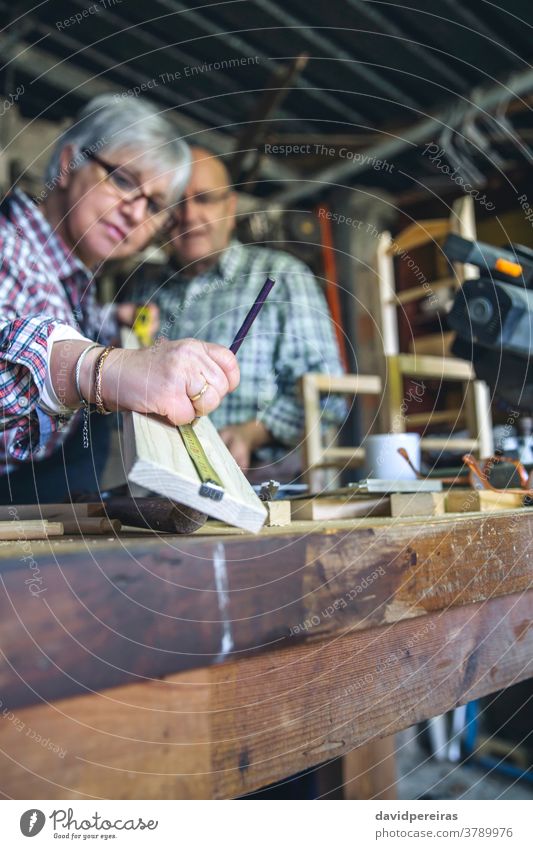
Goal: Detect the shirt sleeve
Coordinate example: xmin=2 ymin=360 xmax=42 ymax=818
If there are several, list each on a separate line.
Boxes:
xmin=40 ymin=324 xmax=93 ymax=415
xmin=0 ymin=248 xmax=75 ymax=461
xmin=0 ymin=314 xmax=68 ymax=459
xmin=259 ymin=258 xmax=347 ymax=446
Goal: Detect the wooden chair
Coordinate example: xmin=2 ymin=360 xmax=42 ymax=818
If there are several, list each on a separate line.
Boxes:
xmin=378 ymin=196 xmax=478 ymax=357
xmin=300 ymin=372 xmax=382 ymax=488
xmin=376 ymin=197 xmax=493 ymax=457
xmin=386 ymin=353 xmax=493 ymax=457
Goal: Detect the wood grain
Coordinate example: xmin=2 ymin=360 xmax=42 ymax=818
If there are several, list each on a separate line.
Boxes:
xmin=342 ymin=736 xmax=397 ymax=800
xmin=2 ymin=510 xmax=533 ymax=710
xmin=446 ymin=489 xmax=526 ymax=513
xmin=300 ymin=371 xmax=382 ymax=487
xmin=207 ymin=591 xmax=533 ymax=798
xmin=61 ymin=518 xmax=121 ymax=535
xmin=264 ymin=501 xmax=292 ymax=526
xmin=0 ymin=504 xmax=103 ymax=521
xmin=291 ymin=494 xmax=390 ymax=521
xmin=0 ymin=667 xmax=212 ymax=800
xmin=0 ymin=500 xmax=207 ymax=535
xmin=1 ymin=592 xmax=531 ymax=799
xmin=122 ymin=412 xmax=266 ymax=533
xmin=390 ymin=492 xmax=446 ymax=518
xmin=0 ymin=520 xmax=63 ymax=540
xmin=385 ymin=218 xmax=450 ymax=254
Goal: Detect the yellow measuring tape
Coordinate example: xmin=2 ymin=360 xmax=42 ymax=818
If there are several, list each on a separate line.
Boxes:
xmin=132 ymin=307 xmax=155 ymax=348
xmin=130 ymin=309 xmax=224 ymax=500
xmin=178 ymin=422 xmax=225 ymax=501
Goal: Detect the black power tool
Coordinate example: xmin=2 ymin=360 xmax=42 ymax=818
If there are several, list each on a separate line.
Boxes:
xmin=445 ymin=234 xmax=533 ymax=411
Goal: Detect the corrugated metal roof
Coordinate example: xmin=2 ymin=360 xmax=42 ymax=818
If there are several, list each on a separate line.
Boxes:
xmin=1 ymin=0 xmax=532 ymax=200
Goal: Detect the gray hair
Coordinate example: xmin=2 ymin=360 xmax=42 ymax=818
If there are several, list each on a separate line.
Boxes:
xmin=45 ymin=94 xmax=191 ymax=201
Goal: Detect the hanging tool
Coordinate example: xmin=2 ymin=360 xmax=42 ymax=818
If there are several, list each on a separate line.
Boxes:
xmin=462 ymin=453 xmax=532 ymax=496
xmin=397 ymin=447 xmax=469 ymax=486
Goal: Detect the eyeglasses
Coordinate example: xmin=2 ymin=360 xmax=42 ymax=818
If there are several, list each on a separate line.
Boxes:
xmin=168 ymin=190 xmax=231 ymax=230
xmin=83 ymin=150 xmax=169 ymax=220
xmin=174 ymin=190 xmax=231 ymax=208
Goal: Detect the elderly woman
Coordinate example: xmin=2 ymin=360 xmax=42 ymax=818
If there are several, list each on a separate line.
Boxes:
xmin=0 ymin=95 xmax=239 ymax=503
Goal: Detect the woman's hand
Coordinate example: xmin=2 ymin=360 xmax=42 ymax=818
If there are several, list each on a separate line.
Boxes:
xmin=51 ymin=337 xmax=239 ymax=425
xmin=102 ymin=339 xmax=239 ymax=423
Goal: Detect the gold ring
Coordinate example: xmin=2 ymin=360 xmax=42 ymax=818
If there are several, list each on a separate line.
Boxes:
xmin=189 ymin=381 xmax=209 ymax=402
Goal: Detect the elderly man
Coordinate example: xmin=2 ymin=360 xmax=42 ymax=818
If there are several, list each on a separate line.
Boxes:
xmin=130 ymin=146 xmax=346 ymax=477
xmin=0 ymin=99 xmax=239 ymax=503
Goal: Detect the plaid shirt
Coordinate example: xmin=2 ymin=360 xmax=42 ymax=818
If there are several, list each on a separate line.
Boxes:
xmin=130 ymin=240 xmax=346 ymax=454
xmin=0 ymin=190 xmax=116 ymax=473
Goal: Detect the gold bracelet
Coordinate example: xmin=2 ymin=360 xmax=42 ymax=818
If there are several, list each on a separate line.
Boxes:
xmin=94 ymin=346 xmax=115 ymax=415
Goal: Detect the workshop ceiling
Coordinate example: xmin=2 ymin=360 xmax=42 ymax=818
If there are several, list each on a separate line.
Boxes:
xmin=1 ymin=0 xmax=533 ymax=202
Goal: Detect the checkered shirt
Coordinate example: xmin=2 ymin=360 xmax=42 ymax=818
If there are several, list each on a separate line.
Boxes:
xmin=130 ymin=240 xmax=347 ymax=456
xmin=0 ymin=189 xmax=116 ymax=473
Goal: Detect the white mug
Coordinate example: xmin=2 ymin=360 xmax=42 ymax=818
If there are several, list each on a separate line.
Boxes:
xmin=363 ymin=433 xmax=421 ymax=480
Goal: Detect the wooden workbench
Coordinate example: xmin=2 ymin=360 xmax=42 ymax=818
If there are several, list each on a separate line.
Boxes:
xmin=1 ymin=509 xmax=532 ymax=799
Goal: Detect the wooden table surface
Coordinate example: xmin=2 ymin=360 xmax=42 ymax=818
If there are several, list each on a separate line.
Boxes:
xmin=1 ymin=509 xmax=532 ymax=799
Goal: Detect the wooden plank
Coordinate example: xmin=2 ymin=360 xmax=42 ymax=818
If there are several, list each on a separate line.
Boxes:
xmin=421 ymin=437 xmax=478 ymax=451
xmin=206 ymin=592 xmax=533 ymax=799
xmin=0 ymin=520 xmax=63 ymax=540
xmin=291 ymin=494 xmax=390 ymax=521
xmin=396 ymin=353 xmax=475 ymax=381
xmin=120 ymin=326 xmax=265 ymax=532
xmin=0 ymin=504 xmax=103 ymax=521
xmin=386 ymin=219 xmax=450 ymax=254
xmin=408 ymin=331 xmax=455 ymax=357
xmin=61 ymin=518 xmax=121 ymax=535
xmin=2 ymin=592 xmax=531 ymax=799
xmin=300 ymin=372 xmax=323 ymax=484
xmin=308 ymin=373 xmax=382 ymax=394
xmin=342 ymin=736 xmax=397 ymax=800
xmin=193 ymin=520 xmax=249 ymax=536
xmin=264 ymin=501 xmax=292 ymax=527
xmin=391 ymin=278 xmax=457 ymax=306
xmin=321 ymin=446 xmax=365 ymax=465
xmin=122 ymin=412 xmax=266 ymax=533
xmin=390 ymin=492 xmax=446 ymax=518
xmin=0 ymin=667 xmax=213 ymax=800
xmin=471 ymin=380 xmax=494 ymax=457
xmin=406 ymin=408 xmax=463 ymax=427
xmin=2 ymin=511 xmax=533 ymax=710
xmin=446 ymin=489 xmax=526 ymax=513
xmin=377 ymin=231 xmax=399 ymax=356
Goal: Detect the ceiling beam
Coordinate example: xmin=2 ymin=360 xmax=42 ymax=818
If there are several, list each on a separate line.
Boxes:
xmin=251 ymin=0 xmax=417 ymax=108
xmin=268 ymin=64 xmax=533 ymax=206
xmin=229 ymin=53 xmax=309 ymax=183
xmin=68 ymin=0 xmax=302 ymax=132
xmin=0 ymin=35 xmax=296 ymax=183
xmin=348 ymin=0 xmax=465 ymax=91
xmin=157 ymin=0 xmax=368 ymax=124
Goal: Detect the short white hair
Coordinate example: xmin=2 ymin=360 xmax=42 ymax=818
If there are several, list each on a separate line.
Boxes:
xmin=45 ymin=94 xmax=191 ymax=201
